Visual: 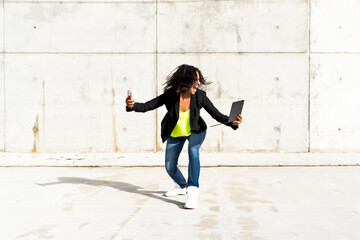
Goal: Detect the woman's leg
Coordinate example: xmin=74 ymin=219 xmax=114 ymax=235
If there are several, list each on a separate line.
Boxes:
xmin=187 ymin=130 xmax=207 ymax=188
xmin=165 ymin=136 xmax=187 ymax=189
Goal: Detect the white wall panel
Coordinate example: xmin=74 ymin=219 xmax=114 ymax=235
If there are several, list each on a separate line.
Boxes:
xmin=5 ymin=3 xmax=156 ymax=53
xmin=6 ymin=0 xmax=153 ymax=2
xmin=0 ymin=54 xmax=4 ymax=152
xmin=158 ymin=1 xmax=308 ymax=53
xmin=114 ymin=55 xmax=157 ymax=152
xmin=0 ymin=7 xmax=4 ymax=151
xmin=311 ymin=0 xmax=360 ymax=52
xmin=0 ymin=5 xmax=3 ymax=53
xmin=5 ymin=105 xmax=43 ymax=152
xmin=157 ymin=54 xmax=308 ymax=152
xmin=5 ymin=54 xmax=44 ymax=152
xmin=44 ymin=105 xmax=114 ymax=152
xmin=5 ymin=54 xmax=156 ymax=152
xmin=158 ymin=0 xmax=307 ymax=2
xmin=310 ymin=54 xmax=360 ymax=152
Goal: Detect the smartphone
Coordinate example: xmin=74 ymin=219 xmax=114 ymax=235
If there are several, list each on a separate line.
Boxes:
xmin=127 ymin=90 xmax=132 ymax=100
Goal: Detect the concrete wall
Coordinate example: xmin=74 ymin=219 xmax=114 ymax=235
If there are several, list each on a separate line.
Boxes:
xmin=0 ymin=0 xmax=359 ymax=153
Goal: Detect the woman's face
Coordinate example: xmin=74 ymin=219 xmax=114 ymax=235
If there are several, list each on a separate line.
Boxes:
xmin=190 ymin=71 xmax=201 ymax=95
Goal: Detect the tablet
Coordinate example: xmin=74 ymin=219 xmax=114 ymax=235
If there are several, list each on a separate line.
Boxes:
xmin=228 ymin=100 xmax=244 ymax=122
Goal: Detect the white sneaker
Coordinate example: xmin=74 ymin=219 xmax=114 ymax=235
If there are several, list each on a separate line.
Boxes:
xmin=165 ymin=185 xmax=187 ymax=197
xmin=184 ymin=186 xmax=199 ymax=209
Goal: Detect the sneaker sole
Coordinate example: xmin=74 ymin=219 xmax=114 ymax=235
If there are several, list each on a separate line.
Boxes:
xmin=164 ymin=192 xmax=186 ymax=197
xmin=184 ymin=205 xmax=197 ymax=209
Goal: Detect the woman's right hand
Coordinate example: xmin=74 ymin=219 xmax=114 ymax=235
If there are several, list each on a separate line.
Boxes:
xmin=125 ymin=95 xmax=135 ymax=108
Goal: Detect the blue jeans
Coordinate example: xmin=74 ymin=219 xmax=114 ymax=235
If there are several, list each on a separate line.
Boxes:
xmin=165 ymin=130 xmax=207 ymax=189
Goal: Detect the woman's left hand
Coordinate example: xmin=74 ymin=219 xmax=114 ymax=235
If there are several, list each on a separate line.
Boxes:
xmin=232 ymin=114 xmax=242 ymax=126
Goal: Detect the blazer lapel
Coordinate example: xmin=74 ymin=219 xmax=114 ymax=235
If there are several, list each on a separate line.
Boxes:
xmin=190 ymin=92 xmax=196 ymax=125
xmin=190 ymin=93 xmax=195 ymax=112
xmin=174 ymin=96 xmax=180 ymax=120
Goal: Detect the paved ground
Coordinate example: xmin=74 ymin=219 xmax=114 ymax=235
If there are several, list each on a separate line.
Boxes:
xmin=0 ymin=166 xmax=359 ymax=240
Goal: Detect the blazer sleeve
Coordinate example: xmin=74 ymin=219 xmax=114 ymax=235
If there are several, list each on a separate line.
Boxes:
xmin=126 ymin=92 xmax=166 ymax=113
xmin=202 ymin=92 xmax=238 ymax=130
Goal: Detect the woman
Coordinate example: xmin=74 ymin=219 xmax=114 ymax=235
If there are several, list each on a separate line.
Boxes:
xmin=125 ymin=64 xmax=242 ymax=209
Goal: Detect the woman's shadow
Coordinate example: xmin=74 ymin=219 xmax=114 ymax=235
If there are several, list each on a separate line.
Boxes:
xmin=36 ymin=177 xmax=185 ymax=209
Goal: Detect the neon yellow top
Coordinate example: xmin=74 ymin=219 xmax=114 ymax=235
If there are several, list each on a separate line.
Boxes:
xmin=171 ymin=109 xmax=191 ymax=137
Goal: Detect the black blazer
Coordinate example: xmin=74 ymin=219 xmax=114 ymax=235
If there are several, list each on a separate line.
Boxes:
xmin=126 ymin=88 xmax=238 ymax=143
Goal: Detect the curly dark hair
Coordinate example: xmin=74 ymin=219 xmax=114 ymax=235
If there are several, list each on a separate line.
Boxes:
xmin=163 ymin=64 xmax=211 ymax=96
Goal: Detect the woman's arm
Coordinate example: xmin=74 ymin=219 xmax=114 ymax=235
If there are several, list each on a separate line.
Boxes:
xmin=202 ymin=92 xmax=239 ymax=130
xmin=126 ymin=92 xmax=166 ymax=113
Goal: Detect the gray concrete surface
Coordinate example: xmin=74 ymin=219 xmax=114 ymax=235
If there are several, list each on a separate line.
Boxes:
xmin=0 ymin=166 xmax=359 ymax=240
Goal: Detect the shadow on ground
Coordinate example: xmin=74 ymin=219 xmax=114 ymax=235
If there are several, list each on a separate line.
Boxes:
xmin=37 ymin=177 xmax=185 ymax=209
